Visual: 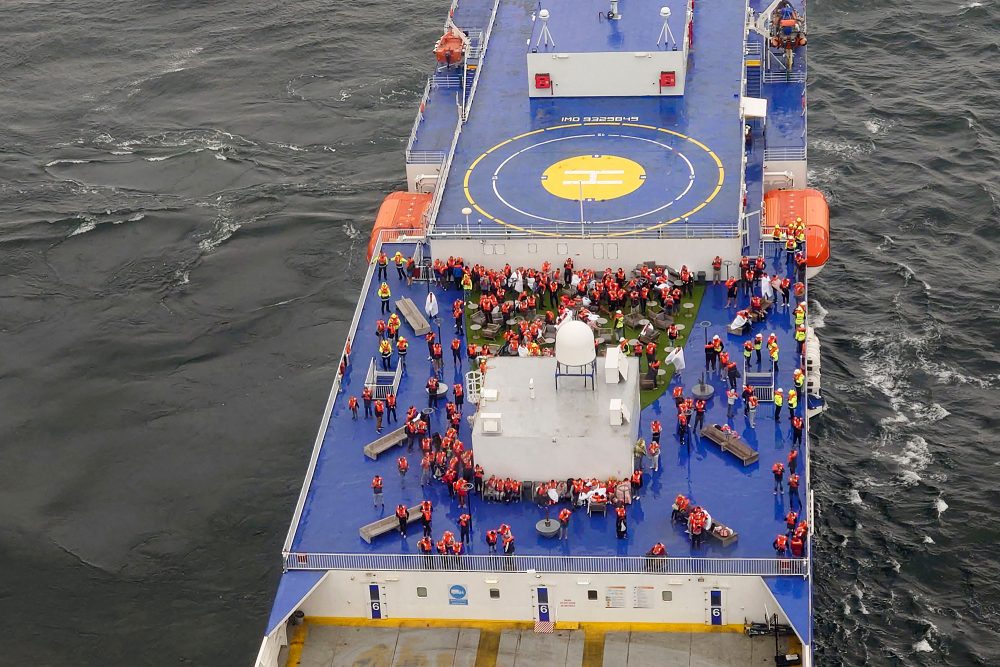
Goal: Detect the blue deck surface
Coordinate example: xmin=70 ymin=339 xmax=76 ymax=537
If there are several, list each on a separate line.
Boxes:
xmin=409 ymin=82 xmax=460 ymax=157
xmin=289 ymin=243 xmax=810 ymax=560
xmin=528 ymin=0 xmax=688 ymax=54
xmin=430 ymin=0 xmax=746 ymax=235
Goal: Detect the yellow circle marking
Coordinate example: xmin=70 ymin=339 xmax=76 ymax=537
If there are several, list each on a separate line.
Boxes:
xmin=540 ymin=154 xmax=645 ymax=201
xmin=464 ymin=122 xmax=725 ymax=238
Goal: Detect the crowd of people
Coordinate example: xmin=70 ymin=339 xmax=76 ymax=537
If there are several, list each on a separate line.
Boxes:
xmin=359 ymin=245 xmax=812 ymax=559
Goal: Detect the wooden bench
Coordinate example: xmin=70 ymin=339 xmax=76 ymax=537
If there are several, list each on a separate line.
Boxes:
xmin=363 ymin=426 xmax=408 ymax=460
xmin=359 ymin=504 xmax=423 ymax=543
xmin=700 ymin=425 xmax=759 ymax=466
xmin=395 ymin=297 xmax=431 ymax=336
xmin=708 ymin=521 xmax=739 ymax=547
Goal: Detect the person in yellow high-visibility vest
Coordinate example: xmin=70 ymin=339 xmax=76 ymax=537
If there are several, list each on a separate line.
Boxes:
xmin=378 ymin=281 xmax=391 ymax=315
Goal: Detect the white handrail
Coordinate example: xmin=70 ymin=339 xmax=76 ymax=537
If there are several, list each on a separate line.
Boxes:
xmin=283 ymin=553 xmax=809 ymax=577
xmin=463 ymin=0 xmax=502 ymax=122
xmin=281 ymin=228 xmax=424 ymax=554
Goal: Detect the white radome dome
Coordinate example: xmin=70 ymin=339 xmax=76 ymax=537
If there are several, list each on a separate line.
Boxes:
xmin=555 ymin=319 xmax=596 ymax=366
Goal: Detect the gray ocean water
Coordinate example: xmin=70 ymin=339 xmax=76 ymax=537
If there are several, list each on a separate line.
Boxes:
xmin=1 ymin=0 xmax=998 ymax=664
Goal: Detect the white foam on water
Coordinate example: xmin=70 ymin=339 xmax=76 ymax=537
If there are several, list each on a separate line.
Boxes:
xmin=144 ymin=155 xmax=171 ymax=162
xmin=809 ymin=299 xmax=827 ymax=329
xmin=276 ymin=143 xmax=306 ymax=152
xmin=70 ymin=220 xmax=96 ymax=236
xmin=894 ymin=260 xmax=932 ymax=292
xmin=853 ymin=585 xmax=869 ymax=615
xmin=864 ymin=117 xmax=895 ymax=136
xmin=935 ymin=496 xmax=948 ymax=516
xmin=913 ymin=639 xmax=933 ymax=653
xmin=810 ymin=138 xmax=874 ymax=159
xmin=174 ymin=269 xmax=190 ymax=285
xmin=343 ymin=223 xmax=362 ymax=240
xmin=848 ymin=489 xmax=863 ymax=505
xmin=214 ymin=153 xmax=228 ymax=160
xmin=46 ymin=159 xmax=91 ymax=166
xmin=923 ymin=535 xmax=935 ymax=544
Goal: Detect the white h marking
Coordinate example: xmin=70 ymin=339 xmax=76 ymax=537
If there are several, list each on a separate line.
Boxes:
xmin=562 ymin=169 xmax=625 ymax=186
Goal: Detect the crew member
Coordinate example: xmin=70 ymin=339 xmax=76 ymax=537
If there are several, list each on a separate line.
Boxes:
xmin=772 ymin=461 xmax=784 ymax=494
xmin=558 ymin=508 xmax=572 ymax=541
xmin=372 ymin=475 xmax=383 ymax=509
xmin=378 ymin=281 xmax=391 ymax=314
xmin=395 ymin=504 xmax=409 ymax=536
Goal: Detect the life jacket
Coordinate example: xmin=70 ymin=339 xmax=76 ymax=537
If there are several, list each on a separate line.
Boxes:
xmin=774 ymin=535 xmax=788 ymax=551
xmin=395 ymin=505 xmax=408 ymax=520
xmin=713 ymin=256 xmax=722 ymax=270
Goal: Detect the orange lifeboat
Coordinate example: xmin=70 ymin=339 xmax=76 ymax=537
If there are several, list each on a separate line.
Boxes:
xmin=434 ymin=29 xmax=466 ymax=67
xmin=367 ymin=191 xmax=431 ymax=261
xmin=763 ymin=188 xmax=830 ymax=277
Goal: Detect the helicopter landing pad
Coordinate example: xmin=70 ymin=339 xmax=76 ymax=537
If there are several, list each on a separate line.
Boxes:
xmin=461 ymin=122 xmax=725 ymax=236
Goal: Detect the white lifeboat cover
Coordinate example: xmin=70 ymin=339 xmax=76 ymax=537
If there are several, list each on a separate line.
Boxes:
xmin=555 ymin=319 xmax=597 ymax=366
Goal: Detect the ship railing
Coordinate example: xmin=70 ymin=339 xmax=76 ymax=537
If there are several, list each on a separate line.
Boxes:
xmin=282 ymin=553 xmax=809 ymax=577
xmin=763 ymin=146 xmax=806 ymax=161
xmin=431 ymin=73 xmax=463 ymax=89
xmin=423 ymin=119 xmax=464 ymax=231
xmin=427 ymin=222 xmax=740 ymax=240
xmin=281 ymin=228 xmax=424 ymax=554
xmin=462 ymin=0 xmax=502 ymax=122
xmin=406 ymin=151 xmax=447 ymax=165
xmin=404 ymin=78 xmax=433 ymax=162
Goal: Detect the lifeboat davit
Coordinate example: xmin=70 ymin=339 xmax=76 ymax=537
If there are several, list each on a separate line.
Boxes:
xmin=434 ymin=29 xmax=466 ymax=67
xmin=366 ymin=191 xmax=431 ymax=261
xmin=763 ymin=188 xmax=830 ymax=278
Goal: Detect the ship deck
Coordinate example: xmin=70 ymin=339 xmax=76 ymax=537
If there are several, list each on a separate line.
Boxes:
xmin=288 ymin=245 xmax=810 ymax=562
xmin=427 ymin=0 xmax=746 ymax=237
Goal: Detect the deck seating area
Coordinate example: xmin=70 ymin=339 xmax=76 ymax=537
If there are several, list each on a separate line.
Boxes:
xmin=359 ymin=504 xmax=423 ymax=543
xmin=395 ymin=297 xmax=431 ymax=336
xmin=700 ymin=424 xmax=759 ymax=466
xmin=363 ymin=426 xmax=408 ymax=460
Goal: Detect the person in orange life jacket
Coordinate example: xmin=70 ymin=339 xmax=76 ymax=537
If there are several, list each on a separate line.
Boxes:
xmin=558 ymin=508 xmax=572 ymax=541
xmin=645 ymin=341 xmax=657 ymax=368
xmin=563 ymin=257 xmax=574 ymax=285
xmin=772 ymin=462 xmax=784 ymax=493
xmin=426 ymin=376 xmax=440 ymax=408
xmin=375 ymin=251 xmax=388 ymax=281
xmin=466 ymin=341 xmax=478 ymax=363
xmin=374 ymin=399 xmax=384 ymax=433
xmin=454 ymin=478 xmax=468 ymax=508
xmin=502 ymin=533 xmax=516 ymax=555
xmin=387 ymin=312 xmax=401 ymax=338
xmin=773 ymin=533 xmax=788 ymax=556
xmin=371 ymin=475 xmax=384 ymax=509
xmin=473 ymin=464 xmax=484 ymax=494
xmin=788 ymin=473 xmax=800 ymax=506
xmin=780 ymin=277 xmax=791 ymax=307
xmin=677 ymin=414 xmax=691 ymax=447
xmin=397 ymin=455 xmax=409 ymax=486
xmin=453 ymin=303 xmax=464 ymax=335
xmin=451 ymin=338 xmax=462 ymax=366
xmin=718 ymin=350 xmax=731 ymax=380
xmin=486 ymin=529 xmax=498 ymax=553
xmin=704 ymin=341 xmax=716 ymax=371
xmin=646 ymin=541 xmax=667 ymax=559
xmin=688 ymin=510 xmax=706 ymax=549
xmin=418 ymin=536 xmax=433 ymax=556
xmin=712 ymin=255 xmax=723 ymax=284
xmin=419 ymin=453 xmax=432 ymax=487
xmin=362 ymin=386 xmax=373 ymax=418
xmin=726 ymin=361 xmax=740 ymax=390
xmin=436 ymin=539 xmax=448 ymax=556
xmin=787 ymin=447 xmax=798 ymax=475
xmin=615 ymin=505 xmax=628 ymax=539
xmin=431 ymin=342 xmax=444 ymax=375
xmin=742 ymin=385 xmax=754 ymax=415
xmin=785 ymin=510 xmax=798 ymax=535
xmin=425 ymin=331 xmax=436 ymax=357
xmin=794 ymin=520 xmax=809 ymax=541
xmin=790 ymin=533 xmax=804 ymax=557
xmin=648 ymin=440 xmax=661 ymax=472
xmin=630 ymin=468 xmax=644 ymax=498
xmin=420 ymin=507 xmax=433 ymax=538
xmin=395 ymin=504 xmax=409 ymax=536
xmin=671 ymin=494 xmax=690 ymax=523
xmin=348 ymin=395 xmax=359 ymax=420
xmin=451 ymin=541 xmax=464 ymax=558
xmin=693 ymin=399 xmax=706 ymax=432
xmin=791 ymin=415 xmax=804 ymax=446
xmin=381 ymin=392 xmax=395 ymax=424
xmin=458 ymin=512 xmax=472 ymax=543
xmin=453 ymin=383 xmax=464 ymax=409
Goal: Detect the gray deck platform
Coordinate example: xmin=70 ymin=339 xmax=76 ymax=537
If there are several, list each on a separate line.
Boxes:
xmin=282 ymin=624 xmax=797 ymax=667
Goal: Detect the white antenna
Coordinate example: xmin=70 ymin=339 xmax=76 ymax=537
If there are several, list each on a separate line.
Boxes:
xmin=657 ymin=7 xmax=676 ymax=49
xmin=536 ymin=9 xmax=555 ymax=48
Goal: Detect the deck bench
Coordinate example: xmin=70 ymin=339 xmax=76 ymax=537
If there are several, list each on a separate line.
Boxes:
xmin=359 ymin=504 xmax=423 ymax=543
xmin=395 ymin=297 xmax=431 ymax=336
xmin=700 ymin=424 xmax=759 ymax=466
xmin=363 ymin=425 xmax=408 ymax=460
